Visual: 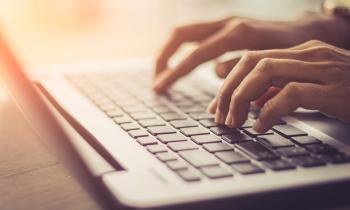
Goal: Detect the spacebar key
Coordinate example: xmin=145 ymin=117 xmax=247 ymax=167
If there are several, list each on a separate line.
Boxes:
xmin=236 ymin=141 xmax=279 ymax=161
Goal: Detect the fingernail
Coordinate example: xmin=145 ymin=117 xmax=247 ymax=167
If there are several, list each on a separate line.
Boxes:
xmin=207 ymin=100 xmax=216 ymax=114
xmin=253 ymin=119 xmax=264 ymax=133
xmin=225 ymin=114 xmax=233 ymax=127
xmin=152 ymin=79 xmax=164 ymax=93
xmin=215 ymin=111 xmax=224 ymax=124
xmin=207 ymin=106 xmax=214 ymax=114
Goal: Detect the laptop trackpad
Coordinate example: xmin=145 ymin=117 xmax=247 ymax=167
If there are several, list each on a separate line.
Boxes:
xmin=291 ymin=111 xmax=350 ymax=146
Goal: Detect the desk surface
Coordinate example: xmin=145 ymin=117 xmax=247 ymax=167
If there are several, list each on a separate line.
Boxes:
xmin=0 ymin=94 xmax=100 ymax=210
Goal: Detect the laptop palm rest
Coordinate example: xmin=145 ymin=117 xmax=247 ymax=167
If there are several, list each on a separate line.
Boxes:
xmin=291 ymin=112 xmax=350 ymax=146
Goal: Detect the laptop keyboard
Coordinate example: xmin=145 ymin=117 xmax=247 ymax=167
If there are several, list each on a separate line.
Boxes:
xmin=66 ymin=72 xmax=350 ymax=182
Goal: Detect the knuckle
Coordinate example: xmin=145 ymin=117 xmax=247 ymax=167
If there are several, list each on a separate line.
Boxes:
xmin=305 ymin=39 xmax=325 ymax=46
xmin=171 ymin=26 xmax=186 ymax=39
xmin=240 ymin=51 xmax=258 ymax=66
xmin=234 ymin=20 xmax=253 ymax=32
xmin=284 ymin=82 xmax=301 ymax=99
xmin=255 ymin=58 xmax=274 ymax=74
xmin=308 ymin=46 xmax=338 ymax=59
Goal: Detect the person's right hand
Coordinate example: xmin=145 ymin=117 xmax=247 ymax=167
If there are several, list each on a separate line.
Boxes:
xmin=153 ymin=13 xmax=350 ymax=93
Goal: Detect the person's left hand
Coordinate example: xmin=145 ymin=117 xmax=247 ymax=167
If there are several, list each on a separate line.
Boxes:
xmin=207 ymin=40 xmax=350 ymax=132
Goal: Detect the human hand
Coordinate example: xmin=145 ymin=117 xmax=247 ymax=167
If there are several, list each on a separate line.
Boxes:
xmin=207 ymin=40 xmax=350 ymax=133
xmin=153 ymin=13 xmax=350 ymax=93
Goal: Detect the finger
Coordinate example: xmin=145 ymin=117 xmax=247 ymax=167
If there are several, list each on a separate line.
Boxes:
xmin=215 ymin=57 xmax=241 ymax=78
xmin=207 ymin=98 xmax=217 ymax=114
xmin=153 ymin=29 xmax=234 ymax=93
xmin=212 ymin=40 xmax=346 ymax=120
xmin=154 ymin=17 xmax=261 ymax=93
xmin=225 ymin=58 xmax=346 ymax=128
xmin=155 ymin=18 xmax=231 ymax=78
xmin=252 ymin=87 xmax=280 ymax=108
xmin=215 ymin=49 xmax=300 ymax=125
xmin=254 ymin=82 xmax=327 ymax=132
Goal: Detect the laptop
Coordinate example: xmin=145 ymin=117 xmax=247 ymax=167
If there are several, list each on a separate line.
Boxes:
xmin=1 ymin=30 xmax=350 ymax=210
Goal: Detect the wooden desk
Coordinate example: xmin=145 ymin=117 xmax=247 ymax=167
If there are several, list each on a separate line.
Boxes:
xmin=0 ymin=94 xmax=100 ymax=210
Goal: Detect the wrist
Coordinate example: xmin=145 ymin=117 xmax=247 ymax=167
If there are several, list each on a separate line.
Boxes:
xmin=299 ymin=14 xmax=350 ymax=49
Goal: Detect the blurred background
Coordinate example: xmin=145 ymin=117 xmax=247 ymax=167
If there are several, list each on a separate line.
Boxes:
xmin=0 ymin=0 xmax=323 ymax=72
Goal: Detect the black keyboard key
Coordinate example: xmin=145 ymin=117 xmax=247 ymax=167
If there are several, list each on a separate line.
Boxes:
xmin=231 ymin=163 xmax=264 ymax=175
xmin=128 ymin=129 xmax=149 ymax=138
xmin=222 ymin=132 xmax=252 ymax=144
xmin=120 ymin=123 xmax=140 ymax=131
xmin=244 ymin=128 xmax=274 ymax=136
xmin=191 ymin=134 xmax=222 ymax=144
xmin=170 ymin=119 xmax=198 ymax=128
xmin=236 ymin=141 xmax=279 ymax=160
xmin=148 ymin=126 xmax=176 ymax=135
xmin=166 ymin=160 xmax=188 ymax=170
xmin=318 ymin=153 xmax=350 ymax=164
xmin=179 ymin=150 xmax=220 ymax=168
xmin=291 ymin=136 xmax=322 ymax=145
xmin=210 ymin=126 xmax=239 ymax=136
xmin=277 ymin=147 xmax=309 ymax=157
xmin=156 ymin=152 xmax=178 ymax=162
xmin=176 ymin=169 xmax=201 ymax=182
xmin=262 ymin=159 xmax=296 ymax=171
xmin=215 ymin=151 xmax=250 ymax=164
xmin=258 ymin=135 xmax=294 ymax=148
xmin=168 ymin=141 xmax=198 ymax=152
xmin=138 ymin=119 xmax=165 ymax=127
xmin=272 ymin=125 xmax=307 ymax=137
xmin=291 ymin=156 xmax=325 ymax=167
xmin=146 ymin=144 xmax=167 ymax=154
xmin=200 ymin=165 xmax=233 ymax=179
xmin=199 ymin=119 xmax=218 ymax=128
xmin=306 ymin=144 xmax=338 ymax=154
xmin=189 ymin=112 xmax=215 ymax=120
xmin=157 ymin=133 xmax=187 ymax=143
xmin=113 ymin=116 xmax=132 ymax=124
xmin=161 ymin=113 xmax=187 ymax=121
xmin=130 ymin=112 xmax=156 ymax=120
xmin=180 ymin=127 xmax=210 ymax=136
xmin=203 ymin=143 xmax=233 ymax=153
xmin=137 ymin=136 xmax=158 ymax=146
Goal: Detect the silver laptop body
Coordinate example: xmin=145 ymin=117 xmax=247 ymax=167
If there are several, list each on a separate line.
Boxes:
xmin=1 ymin=31 xmax=350 ymax=210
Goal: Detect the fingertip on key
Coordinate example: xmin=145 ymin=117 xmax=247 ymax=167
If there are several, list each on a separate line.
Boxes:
xmin=253 ymin=119 xmax=266 ymax=133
